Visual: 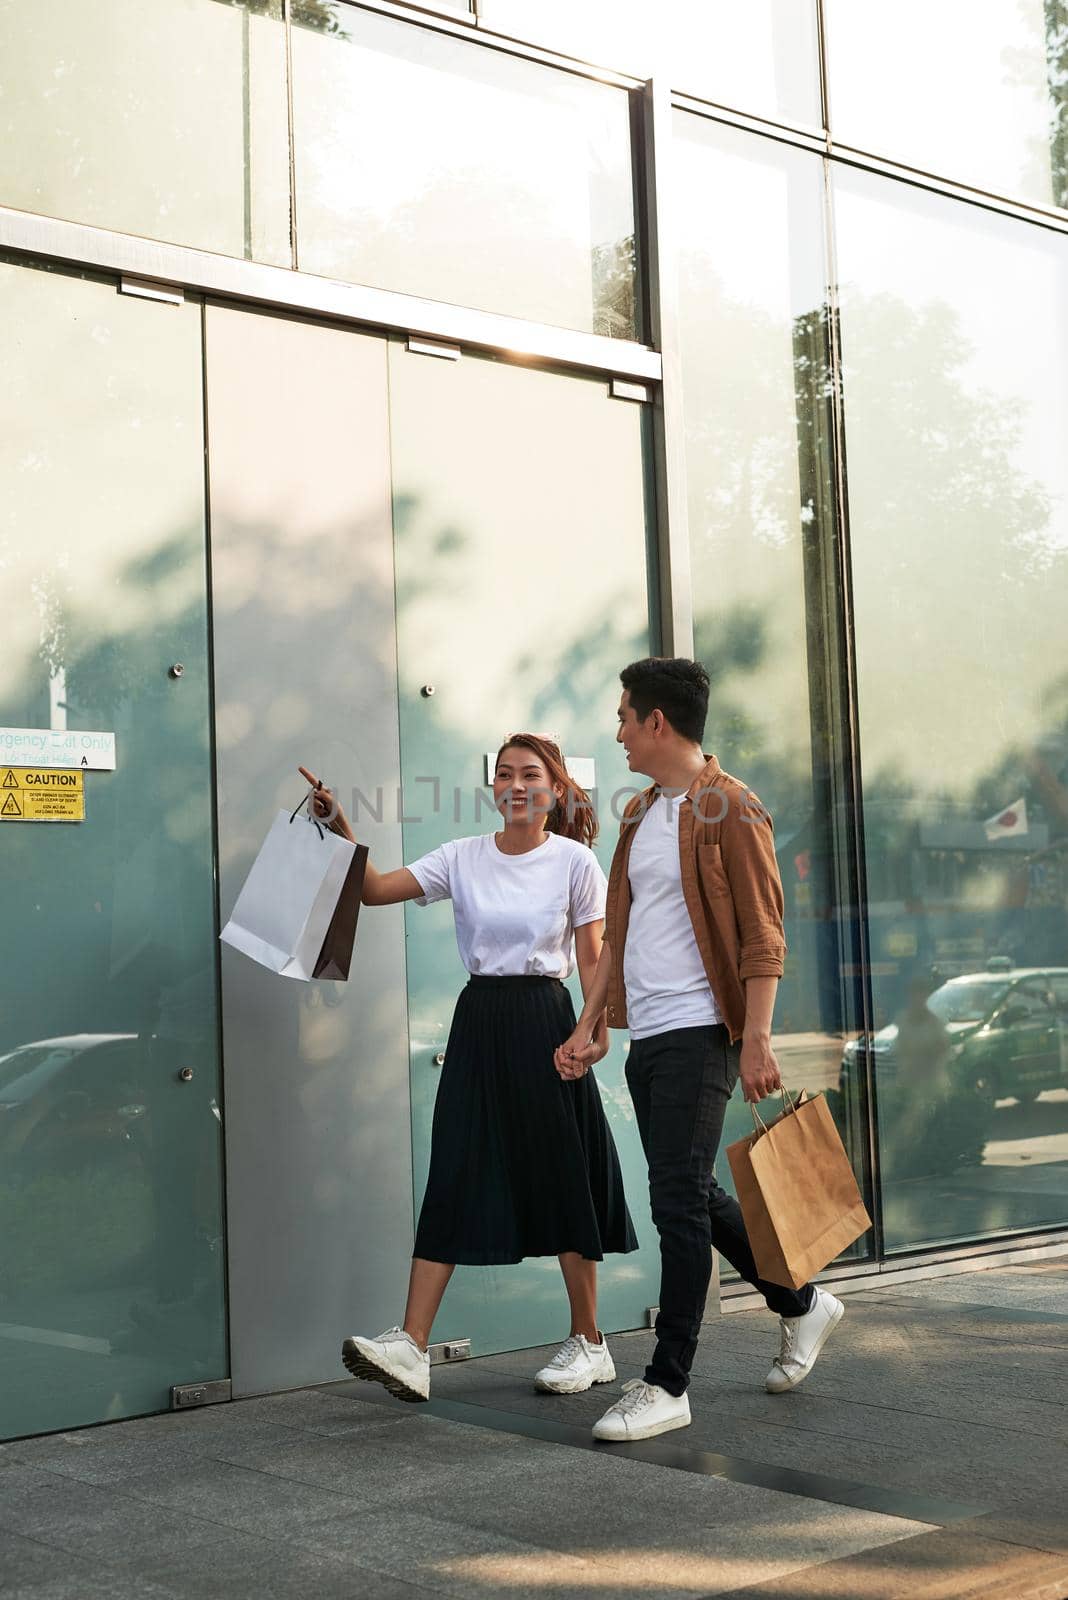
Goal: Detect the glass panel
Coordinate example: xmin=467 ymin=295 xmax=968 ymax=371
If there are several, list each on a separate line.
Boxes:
xmin=0 ymin=258 xmax=227 ymax=1438
xmin=835 ymin=169 xmax=1068 ymax=1250
xmin=825 ymin=0 xmax=1068 ymax=211
xmin=674 ymin=114 xmax=872 ymax=1265
xmin=291 ymin=4 xmax=639 ymax=337
xmin=480 ymin=0 xmax=822 ymax=127
xmin=389 ymin=346 xmax=658 ymax=1352
xmin=0 ymin=0 xmax=290 ymax=264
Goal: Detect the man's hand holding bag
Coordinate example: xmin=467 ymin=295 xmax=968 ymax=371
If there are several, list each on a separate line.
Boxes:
xmin=726 ymin=1089 xmax=871 ymax=1290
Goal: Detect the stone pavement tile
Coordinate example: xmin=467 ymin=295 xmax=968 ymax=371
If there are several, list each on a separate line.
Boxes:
xmin=0 ymin=1464 xmax=145 ymax=1545
xmin=207 ymin=1411 xmax=535 ymax=1502
xmin=402 ymin=1430 xmax=929 ymax=1568
xmin=6 ymin=1414 xmax=309 ymax=1472
xmin=881 ymin=1266 xmax=1068 ymax=1316
xmin=708 ymin=1527 xmax=1068 ymax=1600
xmin=216 ymin=1388 xmax=416 ymax=1437
xmin=91 ymin=1454 xmax=372 ymax=1539
xmin=0 ymin=1474 xmax=430 ymax=1600
xmin=3 ymin=1572 xmax=180 ymax=1600
xmin=99 ymin=1527 xmax=431 ymax=1600
xmin=0 ymin=1526 xmax=104 ymax=1589
xmin=301 ymin=1487 xmax=926 ymax=1600
xmin=955 ymin=1506 xmax=1068 ymax=1557
xmin=709 ymin=1368 xmax=1067 ymax=1443
xmin=294 ymin=1506 xmax=604 ymax=1600
xmin=682 ymin=1378 xmax=1068 ymax=1479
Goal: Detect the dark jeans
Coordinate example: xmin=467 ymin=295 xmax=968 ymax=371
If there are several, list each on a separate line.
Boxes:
xmin=626 ymin=1024 xmax=813 ymax=1397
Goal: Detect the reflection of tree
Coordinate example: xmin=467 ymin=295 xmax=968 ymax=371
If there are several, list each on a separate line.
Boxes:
xmin=1045 ymin=0 xmax=1068 ymax=206
xmin=290 ymin=0 xmax=351 ymax=34
xmin=1004 ymin=0 xmax=1068 ymax=206
xmin=591 ymin=232 xmax=638 ymax=340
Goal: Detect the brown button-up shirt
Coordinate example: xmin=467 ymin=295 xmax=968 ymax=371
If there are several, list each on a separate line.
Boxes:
xmin=604 ymin=754 xmax=786 ymax=1043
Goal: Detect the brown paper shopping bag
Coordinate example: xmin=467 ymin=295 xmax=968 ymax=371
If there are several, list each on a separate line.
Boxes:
xmin=726 ymin=1091 xmax=871 ymax=1289
xmin=313 ymin=842 xmax=368 ymax=981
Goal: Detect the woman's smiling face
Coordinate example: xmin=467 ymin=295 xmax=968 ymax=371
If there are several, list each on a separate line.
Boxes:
xmin=493 ymin=746 xmax=562 ymax=824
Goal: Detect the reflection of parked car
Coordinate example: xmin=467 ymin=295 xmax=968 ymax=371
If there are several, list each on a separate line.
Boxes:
xmin=842 ymin=968 xmax=1068 ymax=1103
xmin=0 ymin=1034 xmax=143 ymax=1174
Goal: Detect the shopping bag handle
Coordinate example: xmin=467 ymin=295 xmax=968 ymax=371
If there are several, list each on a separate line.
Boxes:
xmin=749 ymin=1084 xmax=801 ymax=1136
xmin=289 ymin=792 xmax=325 ymax=841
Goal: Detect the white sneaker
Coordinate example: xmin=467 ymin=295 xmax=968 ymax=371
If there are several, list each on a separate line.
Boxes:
xmin=766 ymin=1288 xmax=844 ymax=1393
xmin=341 ymin=1327 xmax=430 ymax=1403
xmin=592 ymin=1379 xmax=691 ymax=1442
xmin=534 ymin=1334 xmax=616 ymax=1394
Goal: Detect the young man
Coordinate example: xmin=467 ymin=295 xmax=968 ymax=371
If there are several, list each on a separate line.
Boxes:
xmin=555 ymin=657 xmax=843 ymax=1442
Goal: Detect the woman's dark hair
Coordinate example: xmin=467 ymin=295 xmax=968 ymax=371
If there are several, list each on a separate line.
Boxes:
xmin=494 ymin=733 xmax=599 ymax=849
xmin=619 ymin=657 xmax=709 ymax=744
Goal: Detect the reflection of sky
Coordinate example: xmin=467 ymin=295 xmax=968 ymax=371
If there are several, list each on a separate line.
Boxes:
xmin=674 ymin=121 xmax=823 ymax=791
xmin=480 ymin=0 xmax=821 ymax=125
xmin=292 ymin=10 xmax=634 ymax=329
xmin=826 ymin=0 xmax=1056 ymax=204
xmin=834 ymin=173 xmax=1068 ymax=790
xmin=835 ymin=176 xmax=1068 ymax=535
xmin=0 ymin=266 xmax=206 ymax=706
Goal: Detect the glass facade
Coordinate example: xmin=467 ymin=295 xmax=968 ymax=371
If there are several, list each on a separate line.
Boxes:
xmin=2 ymin=0 xmax=1067 ymax=1437
xmin=291 ymin=3 xmax=640 ymax=336
xmin=835 ymin=172 xmax=1068 ymax=1250
xmin=0 ymin=0 xmax=291 ymax=263
xmin=479 ymin=1 xmax=823 ymax=128
xmin=825 ymin=0 xmax=1068 ymax=211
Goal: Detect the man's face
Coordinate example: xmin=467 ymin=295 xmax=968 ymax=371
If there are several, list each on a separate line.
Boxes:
xmin=616 ymin=689 xmax=658 ymax=775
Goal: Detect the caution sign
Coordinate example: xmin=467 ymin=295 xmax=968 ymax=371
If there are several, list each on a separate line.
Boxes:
xmin=0 ymin=767 xmax=85 ymax=822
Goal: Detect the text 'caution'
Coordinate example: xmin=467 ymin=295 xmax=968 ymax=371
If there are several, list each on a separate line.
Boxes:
xmin=0 ymin=767 xmax=85 ymax=822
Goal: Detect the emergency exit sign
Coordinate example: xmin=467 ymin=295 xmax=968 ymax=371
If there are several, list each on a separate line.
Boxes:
xmin=0 ymin=767 xmax=85 ymax=822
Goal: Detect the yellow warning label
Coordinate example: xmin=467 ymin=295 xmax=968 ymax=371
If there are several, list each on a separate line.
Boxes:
xmin=0 ymin=767 xmax=85 ymax=822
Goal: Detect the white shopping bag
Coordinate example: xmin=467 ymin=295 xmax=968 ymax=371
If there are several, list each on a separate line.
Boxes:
xmin=220 ymin=808 xmax=357 ymax=981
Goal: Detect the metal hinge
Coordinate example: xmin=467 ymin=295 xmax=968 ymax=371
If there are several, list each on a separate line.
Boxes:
xmin=171 ymin=1378 xmax=232 ymax=1410
xmin=428 ymin=1338 xmax=471 ymax=1365
xmin=120 ymin=275 xmax=184 ymax=306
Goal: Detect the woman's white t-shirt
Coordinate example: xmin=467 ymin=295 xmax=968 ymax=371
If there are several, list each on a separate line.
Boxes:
xmin=407 ymin=832 xmax=607 ymax=979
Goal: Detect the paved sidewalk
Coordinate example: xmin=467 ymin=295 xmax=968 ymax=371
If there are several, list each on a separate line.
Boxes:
xmin=2 ymin=1261 xmax=1067 ymax=1600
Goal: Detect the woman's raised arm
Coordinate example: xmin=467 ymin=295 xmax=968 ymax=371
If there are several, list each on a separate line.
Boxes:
xmin=298 ymin=766 xmax=425 ymax=907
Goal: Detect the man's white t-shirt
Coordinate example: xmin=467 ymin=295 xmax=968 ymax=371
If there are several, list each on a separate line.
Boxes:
xmin=624 ymin=792 xmax=723 ymax=1039
xmin=407 ymin=831 xmax=607 ymax=979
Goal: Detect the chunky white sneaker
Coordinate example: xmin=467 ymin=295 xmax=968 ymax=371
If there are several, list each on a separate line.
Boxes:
xmin=341 ymin=1327 xmax=430 ymax=1403
xmin=766 ymin=1288 xmax=844 ymax=1393
xmin=534 ymin=1334 xmax=616 ymax=1394
xmin=592 ymin=1379 xmax=691 ymax=1442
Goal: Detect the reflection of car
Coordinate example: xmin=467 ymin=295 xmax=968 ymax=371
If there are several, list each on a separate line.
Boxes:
xmin=0 ymin=1034 xmax=143 ymax=1173
xmin=842 ymin=968 xmax=1068 ymax=1103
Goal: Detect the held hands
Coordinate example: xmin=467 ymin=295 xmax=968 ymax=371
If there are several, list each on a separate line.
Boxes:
xmin=738 ymin=1033 xmax=783 ymax=1104
xmin=554 ymin=1016 xmax=609 ymax=1080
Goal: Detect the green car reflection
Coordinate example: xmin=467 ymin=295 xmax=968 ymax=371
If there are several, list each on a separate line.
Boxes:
xmin=834 ymin=966 xmax=1068 ymax=1181
xmin=842 ymin=967 xmax=1068 ymax=1104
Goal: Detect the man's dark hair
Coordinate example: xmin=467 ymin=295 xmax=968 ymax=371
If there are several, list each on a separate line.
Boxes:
xmin=620 ymin=657 xmax=709 ymax=744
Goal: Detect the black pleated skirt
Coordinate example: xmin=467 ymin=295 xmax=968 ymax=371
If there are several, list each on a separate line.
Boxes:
xmin=413 ymin=975 xmax=638 ymax=1266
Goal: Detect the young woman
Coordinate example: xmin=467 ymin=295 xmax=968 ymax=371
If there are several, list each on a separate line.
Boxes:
xmin=298 ymin=736 xmax=636 ymax=1403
